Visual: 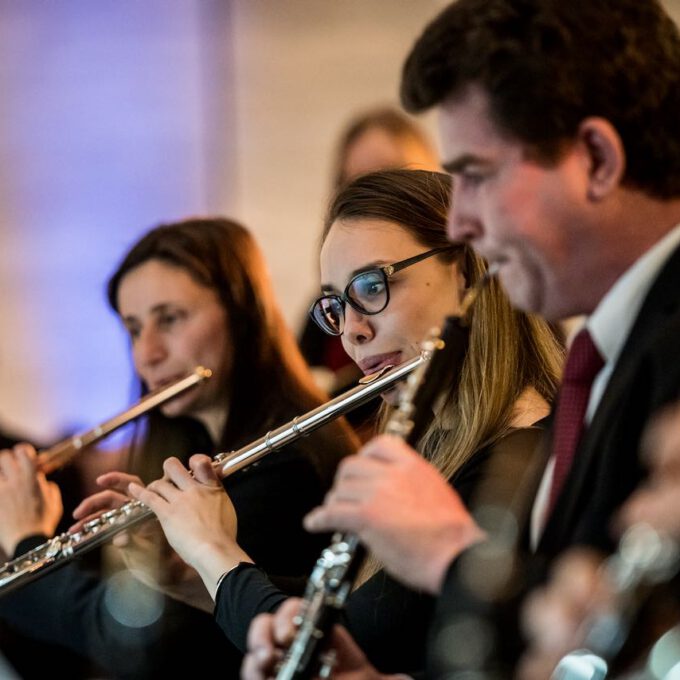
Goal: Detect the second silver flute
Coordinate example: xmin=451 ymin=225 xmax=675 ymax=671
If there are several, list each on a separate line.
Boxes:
xmin=38 ymin=365 xmax=212 ymax=474
xmin=0 ymin=355 xmax=426 ymax=598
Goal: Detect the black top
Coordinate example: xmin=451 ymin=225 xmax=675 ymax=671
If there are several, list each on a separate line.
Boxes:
xmin=0 ymin=415 xmax=356 ymax=679
xmin=214 ymin=425 xmax=547 ymax=675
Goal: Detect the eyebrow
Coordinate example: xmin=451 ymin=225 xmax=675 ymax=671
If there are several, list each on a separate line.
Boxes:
xmin=320 ymin=260 xmax=392 ymax=292
xmin=441 ymin=153 xmax=492 ymax=174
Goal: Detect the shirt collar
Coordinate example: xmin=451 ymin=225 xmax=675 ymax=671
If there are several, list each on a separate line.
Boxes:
xmin=587 ymin=222 xmax=680 ymax=366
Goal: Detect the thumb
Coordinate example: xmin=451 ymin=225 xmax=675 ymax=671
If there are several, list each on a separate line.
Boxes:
xmin=190 ymin=454 xmax=221 ymax=487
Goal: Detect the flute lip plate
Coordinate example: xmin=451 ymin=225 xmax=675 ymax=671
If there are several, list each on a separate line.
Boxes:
xmin=358 ymin=364 xmax=396 ymax=384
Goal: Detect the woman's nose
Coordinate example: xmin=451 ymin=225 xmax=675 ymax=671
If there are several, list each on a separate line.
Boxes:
xmin=135 ymin=327 xmax=168 ymax=367
xmin=343 ymin=305 xmax=375 ymax=346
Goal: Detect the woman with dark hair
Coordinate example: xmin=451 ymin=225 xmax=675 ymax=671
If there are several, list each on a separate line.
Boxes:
xmin=131 ymin=170 xmax=564 ymax=676
xmin=0 ymin=217 xmax=357 ymax=679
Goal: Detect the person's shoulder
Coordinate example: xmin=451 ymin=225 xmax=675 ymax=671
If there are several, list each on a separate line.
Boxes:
xmin=491 ymin=421 xmax=548 ymax=454
xmin=451 ymin=423 xmax=548 ymax=503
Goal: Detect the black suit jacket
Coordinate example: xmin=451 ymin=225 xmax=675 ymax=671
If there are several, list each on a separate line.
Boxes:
xmin=428 ymin=241 xmax=680 ymax=678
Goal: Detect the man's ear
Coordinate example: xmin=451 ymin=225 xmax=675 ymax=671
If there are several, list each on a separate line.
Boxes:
xmin=450 ymin=256 xmax=468 ymax=301
xmin=577 ymin=117 xmax=626 ymax=201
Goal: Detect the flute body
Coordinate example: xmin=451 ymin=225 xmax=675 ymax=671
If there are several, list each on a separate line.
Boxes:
xmin=0 ymin=356 xmax=425 ymax=597
xmin=38 ymin=366 xmax=212 ymax=474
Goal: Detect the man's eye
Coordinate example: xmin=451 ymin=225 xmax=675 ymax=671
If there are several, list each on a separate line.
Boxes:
xmin=460 ymin=171 xmax=486 ymax=186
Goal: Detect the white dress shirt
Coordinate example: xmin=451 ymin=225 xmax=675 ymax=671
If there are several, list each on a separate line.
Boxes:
xmin=530 ymin=222 xmax=680 ymax=548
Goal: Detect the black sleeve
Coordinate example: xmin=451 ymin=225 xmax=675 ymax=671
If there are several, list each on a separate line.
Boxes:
xmin=0 ymin=541 xmax=233 ymax=679
xmin=426 ymin=427 xmax=550 ymax=678
xmin=214 ymin=562 xmax=291 ymax=651
xmin=0 ymin=444 xmax=335 ymax=679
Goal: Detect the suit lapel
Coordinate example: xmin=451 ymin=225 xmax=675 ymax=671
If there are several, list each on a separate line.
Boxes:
xmin=539 ymin=241 xmax=680 ymax=553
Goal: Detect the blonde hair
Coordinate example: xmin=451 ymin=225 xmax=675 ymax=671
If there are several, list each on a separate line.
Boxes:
xmin=419 ymin=248 xmax=561 ymax=480
xmin=323 ymin=170 xmax=563 ymax=584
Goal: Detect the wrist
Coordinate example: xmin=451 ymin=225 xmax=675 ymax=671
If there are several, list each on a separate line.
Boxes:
xmin=429 ymin=521 xmax=487 ymax=594
xmin=191 ymin=542 xmax=253 ymax=599
xmin=0 ymin=525 xmax=45 ymax=556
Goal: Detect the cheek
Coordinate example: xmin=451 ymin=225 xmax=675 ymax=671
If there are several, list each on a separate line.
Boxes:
xmin=200 ymin=325 xmax=232 ymax=381
xmin=340 ymin=335 xmax=356 ymax=362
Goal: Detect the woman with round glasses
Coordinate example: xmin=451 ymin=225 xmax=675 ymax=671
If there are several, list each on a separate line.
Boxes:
xmin=129 ymin=169 xmax=563 ymax=676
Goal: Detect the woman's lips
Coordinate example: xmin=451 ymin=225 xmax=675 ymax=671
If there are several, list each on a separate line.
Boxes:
xmin=148 ymin=374 xmax=184 ymax=391
xmin=357 ymin=351 xmax=403 ymax=375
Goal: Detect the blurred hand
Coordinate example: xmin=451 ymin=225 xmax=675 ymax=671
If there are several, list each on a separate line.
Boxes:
xmin=304 ymin=435 xmax=485 ymax=593
xmin=0 ymin=443 xmax=63 ymax=554
xmin=517 ymin=549 xmax=615 ymax=680
xmin=242 ymin=598 xmax=393 ymax=680
xmin=619 ymin=402 xmax=680 ymax=538
xmin=70 ymin=470 xmax=144 ymax=532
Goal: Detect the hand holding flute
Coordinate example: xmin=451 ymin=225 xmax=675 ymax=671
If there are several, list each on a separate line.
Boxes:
xmin=0 ymin=368 xmax=209 ymax=566
xmin=0 ymin=444 xmax=63 ymax=556
xmin=127 ymin=454 xmax=251 ymax=600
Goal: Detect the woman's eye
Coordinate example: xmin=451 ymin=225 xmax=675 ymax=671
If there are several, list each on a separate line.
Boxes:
xmin=124 ymin=324 xmax=141 ymax=342
xmin=158 ymin=313 xmax=179 ymax=329
xmin=365 ymin=281 xmax=385 ymax=296
xmin=354 ymin=275 xmax=385 ymax=298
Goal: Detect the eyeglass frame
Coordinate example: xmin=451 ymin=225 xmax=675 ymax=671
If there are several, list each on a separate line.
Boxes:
xmin=309 ymin=245 xmax=459 ymax=336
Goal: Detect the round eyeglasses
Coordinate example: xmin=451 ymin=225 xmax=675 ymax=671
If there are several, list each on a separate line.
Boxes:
xmin=309 ymin=246 xmax=458 ymax=336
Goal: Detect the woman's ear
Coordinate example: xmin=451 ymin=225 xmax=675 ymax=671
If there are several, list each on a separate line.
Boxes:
xmin=577 ymin=117 xmax=626 ymax=201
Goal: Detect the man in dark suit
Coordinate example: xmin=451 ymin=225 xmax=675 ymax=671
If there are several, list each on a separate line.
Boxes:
xmin=243 ymin=1 xmax=680 ymax=678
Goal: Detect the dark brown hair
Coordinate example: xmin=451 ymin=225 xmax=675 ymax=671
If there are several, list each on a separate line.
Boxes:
xmin=401 ymin=0 xmax=680 ymax=198
xmin=108 ymin=218 xmax=334 ymax=462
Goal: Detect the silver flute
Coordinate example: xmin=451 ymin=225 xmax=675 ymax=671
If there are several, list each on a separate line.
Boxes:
xmin=0 ymin=356 xmax=425 ymax=597
xmin=37 ymin=366 xmax=212 ymax=474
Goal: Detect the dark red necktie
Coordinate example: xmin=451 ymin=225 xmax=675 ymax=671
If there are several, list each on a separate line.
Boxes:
xmin=548 ymin=328 xmax=604 ymax=514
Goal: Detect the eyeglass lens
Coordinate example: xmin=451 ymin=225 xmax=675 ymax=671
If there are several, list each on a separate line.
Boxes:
xmin=313 ymin=296 xmax=344 ymax=335
xmin=347 ymin=270 xmax=388 ymax=313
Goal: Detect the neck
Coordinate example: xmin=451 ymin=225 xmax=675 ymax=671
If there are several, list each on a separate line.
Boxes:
xmin=562 ymin=193 xmax=680 ymax=316
xmin=510 ymin=386 xmax=550 ymax=428
xmin=613 ymin=192 xmax=680 ymax=256
xmin=194 ymin=405 xmax=228 ymax=444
